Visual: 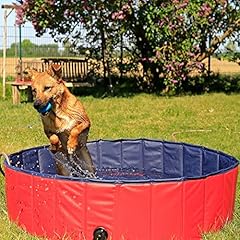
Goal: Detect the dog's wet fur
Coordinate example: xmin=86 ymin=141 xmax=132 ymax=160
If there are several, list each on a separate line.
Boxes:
xmin=26 ymin=64 xmax=95 ymax=177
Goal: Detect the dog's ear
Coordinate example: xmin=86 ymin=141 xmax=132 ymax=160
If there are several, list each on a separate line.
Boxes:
xmin=23 ymin=67 xmax=38 ymax=80
xmin=47 ymin=64 xmax=62 ymax=80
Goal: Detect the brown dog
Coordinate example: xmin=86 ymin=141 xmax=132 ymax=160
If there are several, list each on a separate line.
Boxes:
xmin=27 ymin=64 xmax=95 ymax=176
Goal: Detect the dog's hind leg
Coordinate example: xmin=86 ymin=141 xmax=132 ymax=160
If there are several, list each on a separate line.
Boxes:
xmin=76 ymin=128 xmax=96 ymax=174
xmin=76 ymin=145 xmax=96 ymax=174
xmin=72 ymin=127 xmax=96 ymax=175
xmin=68 ymin=152 xmax=95 ymax=178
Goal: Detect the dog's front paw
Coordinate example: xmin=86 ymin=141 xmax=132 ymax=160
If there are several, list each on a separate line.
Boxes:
xmin=49 ymin=134 xmax=62 ymax=152
xmin=67 ymin=138 xmax=77 ymax=154
xmin=67 ymin=146 xmax=75 ymax=155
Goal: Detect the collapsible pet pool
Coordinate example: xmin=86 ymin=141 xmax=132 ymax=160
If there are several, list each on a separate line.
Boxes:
xmin=3 ymin=139 xmax=239 ymax=240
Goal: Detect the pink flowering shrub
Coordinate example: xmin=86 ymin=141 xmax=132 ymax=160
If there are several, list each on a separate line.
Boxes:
xmin=16 ymin=0 xmax=240 ymax=92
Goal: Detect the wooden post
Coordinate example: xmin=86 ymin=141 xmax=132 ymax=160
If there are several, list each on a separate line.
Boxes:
xmin=120 ymin=0 xmax=123 ymax=83
xmin=19 ymin=24 xmax=23 ymax=80
xmin=1 ymin=4 xmax=17 ymax=98
xmin=207 ymin=35 xmax=212 ymax=78
xmin=2 ymin=9 xmax=7 ymax=99
xmin=100 ymin=27 xmax=107 ymax=81
xmin=12 ymin=85 xmax=20 ymax=104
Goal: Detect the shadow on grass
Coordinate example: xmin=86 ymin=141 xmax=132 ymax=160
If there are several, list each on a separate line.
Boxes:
xmin=71 ymin=75 xmax=141 ymax=98
xmin=72 ymin=73 xmax=240 ymax=98
xmin=181 ymin=73 xmax=240 ymax=95
xmin=1 ymin=73 xmax=240 ymax=101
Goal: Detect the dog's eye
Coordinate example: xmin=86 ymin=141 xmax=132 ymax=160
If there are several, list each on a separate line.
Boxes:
xmin=44 ymin=86 xmax=52 ymax=92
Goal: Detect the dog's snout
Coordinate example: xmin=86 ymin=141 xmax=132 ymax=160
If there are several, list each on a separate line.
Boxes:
xmin=33 ymin=99 xmax=43 ymax=109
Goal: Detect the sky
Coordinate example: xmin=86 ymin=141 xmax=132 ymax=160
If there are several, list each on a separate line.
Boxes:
xmin=0 ymin=0 xmax=57 ymax=49
xmin=0 ymin=0 xmax=89 ymax=51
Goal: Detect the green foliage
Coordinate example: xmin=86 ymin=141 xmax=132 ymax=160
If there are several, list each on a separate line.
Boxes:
xmin=181 ymin=73 xmax=240 ymax=94
xmin=130 ymin=0 xmax=240 ymax=91
xmin=0 ymin=39 xmax=60 ymax=58
xmin=216 ymin=40 xmax=240 ymax=63
xmin=16 ymin=0 xmax=240 ymax=92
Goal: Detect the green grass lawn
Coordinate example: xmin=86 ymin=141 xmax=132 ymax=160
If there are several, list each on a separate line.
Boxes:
xmin=0 ymin=85 xmax=239 ymax=239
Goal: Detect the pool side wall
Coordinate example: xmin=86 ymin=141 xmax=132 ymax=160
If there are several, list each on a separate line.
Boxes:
xmin=5 ymin=165 xmax=238 ymax=240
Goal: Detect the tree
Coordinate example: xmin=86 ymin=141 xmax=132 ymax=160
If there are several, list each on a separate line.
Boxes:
xmin=0 ymin=39 xmax=60 ymax=58
xmin=217 ymin=40 xmax=240 ymax=62
xmin=16 ymin=0 xmax=240 ymax=92
xmin=21 ymin=39 xmax=35 ymax=57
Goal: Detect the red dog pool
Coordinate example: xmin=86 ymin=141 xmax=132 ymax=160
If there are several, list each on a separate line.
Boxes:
xmin=3 ymin=139 xmax=239 ymax=239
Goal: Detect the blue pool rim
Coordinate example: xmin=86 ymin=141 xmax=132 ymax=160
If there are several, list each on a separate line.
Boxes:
xmin=6 ymin=138 xmax=239 ymax=184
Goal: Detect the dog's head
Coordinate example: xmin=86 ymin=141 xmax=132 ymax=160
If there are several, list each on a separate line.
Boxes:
xmin=25 ymin=64 xmax=65 ymax=114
